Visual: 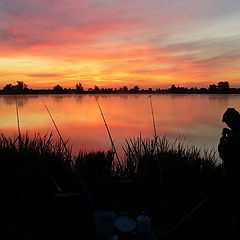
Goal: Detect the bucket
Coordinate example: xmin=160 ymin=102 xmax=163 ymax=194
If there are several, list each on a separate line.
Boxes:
xmin=94 ymin=210 xmax=117 ymax=238
xmin=114 ymin=216 xmax=136 ymax=239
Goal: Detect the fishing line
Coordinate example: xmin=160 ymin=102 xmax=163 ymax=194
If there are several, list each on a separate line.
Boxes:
xmin=41 ymin=97 xmax=94 ymax=209
xmin=148 ymin=95 xmax=157 ymax=138
xmin=15 ymin=95 xmax=27 ymax=197
xmin=164 ymin=197 xmax=208 ymax=237
xmin=41 ymin=97 xmax=67 ymax=152
xmin=95 ymin=97 xmax=122 ymax=169
xmin=15 ymin=95 xmax=21 ymax=139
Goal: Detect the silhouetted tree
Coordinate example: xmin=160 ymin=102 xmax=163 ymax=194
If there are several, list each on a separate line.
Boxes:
xmin=199 ymin=88 xmax=208 ymax=93
xmin=208 ymin=84 xmax=217 ymax=93
xmin=53 ymin=84 xmax=64 ymax=93
xmin=76 ymin=83 xmax=84 ymax=93
xmin=217 ymin=81 xmax=230 ymax=93
xmin=15 ymin=81 xmax=28 ymax=90
xmin=3 ymin=84 xmax=13 ymax=91
xmin=170 ymin=84 xmax=177 ymax=93
xmin=2 ymin=81 xmax=29 ymax=93
xmin=122 ymin=86 xmax=128 ymax=93
xmin=93 ymin=85 xmax=100 ymax=93
xmin=88 ymin=88 xmax=93 ymax=92
xmin=133 ymin=86 xmax=139 ymax=92
xmin=148 ymin=88 xmax=153 ymax=93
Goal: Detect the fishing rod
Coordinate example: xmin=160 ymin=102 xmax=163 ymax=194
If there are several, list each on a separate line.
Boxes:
xmin=41 ymin=97 xmax=94 ymax=209
xmin=15 ymin=95 xmax=21 ymax=141
xmin=95 ymin=97 xmax=122 ymax=169
xmin=161 ymin=197 xmax=208 ymax=238
xmin=15 ymin=95 xmax=28 ymax=198
xmin=41 ymin=97 xmax=68 ymax=154
xmin=150 ymin=197 xmax=209 ymax=240
xmin=148 ymin=95 xmax=157 ymax=139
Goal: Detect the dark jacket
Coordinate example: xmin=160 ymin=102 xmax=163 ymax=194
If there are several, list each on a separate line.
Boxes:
xmin=218 ymin=128 xmax=240 ymax=175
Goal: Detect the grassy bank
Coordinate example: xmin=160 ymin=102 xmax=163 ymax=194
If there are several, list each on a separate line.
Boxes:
xmin=0 ymin=133 xmax=223 ymax=230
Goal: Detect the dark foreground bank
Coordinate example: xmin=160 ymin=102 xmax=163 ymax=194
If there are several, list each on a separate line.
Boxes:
xmin=0 ymin=133 xmax=238 ymax=239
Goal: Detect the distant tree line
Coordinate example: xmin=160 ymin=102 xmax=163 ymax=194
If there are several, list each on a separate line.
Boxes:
xmin=1 ymin=81 xmax=239 ymax=95
xmin=2 ymin=81 xmax=31 ymax=94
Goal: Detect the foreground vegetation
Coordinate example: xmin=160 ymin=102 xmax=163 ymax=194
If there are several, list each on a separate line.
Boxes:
xmin=0 ymin=133 xmax=223 ymax=230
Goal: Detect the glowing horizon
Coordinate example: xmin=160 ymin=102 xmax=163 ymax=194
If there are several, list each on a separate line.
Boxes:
xmin=0 ymin=0 xmax=240 ymax=89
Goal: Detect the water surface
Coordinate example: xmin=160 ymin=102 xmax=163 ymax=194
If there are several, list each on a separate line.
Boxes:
xmin=0 ymin=94 xmax=237 ymax=159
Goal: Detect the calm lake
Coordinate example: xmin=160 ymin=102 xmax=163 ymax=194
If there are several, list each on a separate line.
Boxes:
xmin=0 ymin=94 xmax=238 ymax=160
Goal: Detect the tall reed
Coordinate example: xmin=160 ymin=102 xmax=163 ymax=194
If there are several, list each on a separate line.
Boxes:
xmin=75 ymin=150 xmax=114 ymax=183
xmin=122 ymin=135 xmax=221 ymax=188
xmin=0 ymin=133 xmax=73 ymax=200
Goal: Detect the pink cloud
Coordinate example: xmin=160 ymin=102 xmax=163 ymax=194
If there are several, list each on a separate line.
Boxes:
xmin=0 ymin=0 xmax=137 ymax=55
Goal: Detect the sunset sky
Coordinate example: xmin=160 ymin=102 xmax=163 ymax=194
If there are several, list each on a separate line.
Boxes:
xmin=0 ymin=0 xmax=240 ymax=89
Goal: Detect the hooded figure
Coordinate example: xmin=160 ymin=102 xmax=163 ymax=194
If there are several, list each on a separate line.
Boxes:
xmin=218 ymin=108 xmax=240 ymax=171
xmin=218 ymin=107 xmax=240 ymax=229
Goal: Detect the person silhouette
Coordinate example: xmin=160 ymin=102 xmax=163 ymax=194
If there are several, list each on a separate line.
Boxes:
xmin=218 ymin=108 xmax=240 ymax=230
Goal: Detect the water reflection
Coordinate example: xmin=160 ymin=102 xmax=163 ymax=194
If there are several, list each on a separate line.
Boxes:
xmin=2 ymin=95 xmax=32 ymax=107
xmin=0 ymin=94 xmax=238 ymax=158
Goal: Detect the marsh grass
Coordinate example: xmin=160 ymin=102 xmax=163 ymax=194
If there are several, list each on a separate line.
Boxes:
xmin=0 ymin=133 xmax=116 ymax=204
xmin=122 ymin=135 xmax=221 ymax=185
xmin=0 ymin=132 xmax=223 ymax=223
xmin=0 ymin=133 xmax=75 ymax=200
xmin=121 ymin=135 xmax=223 ymax=229
xmin=75 ymin=150 xmax=114 ymax=184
